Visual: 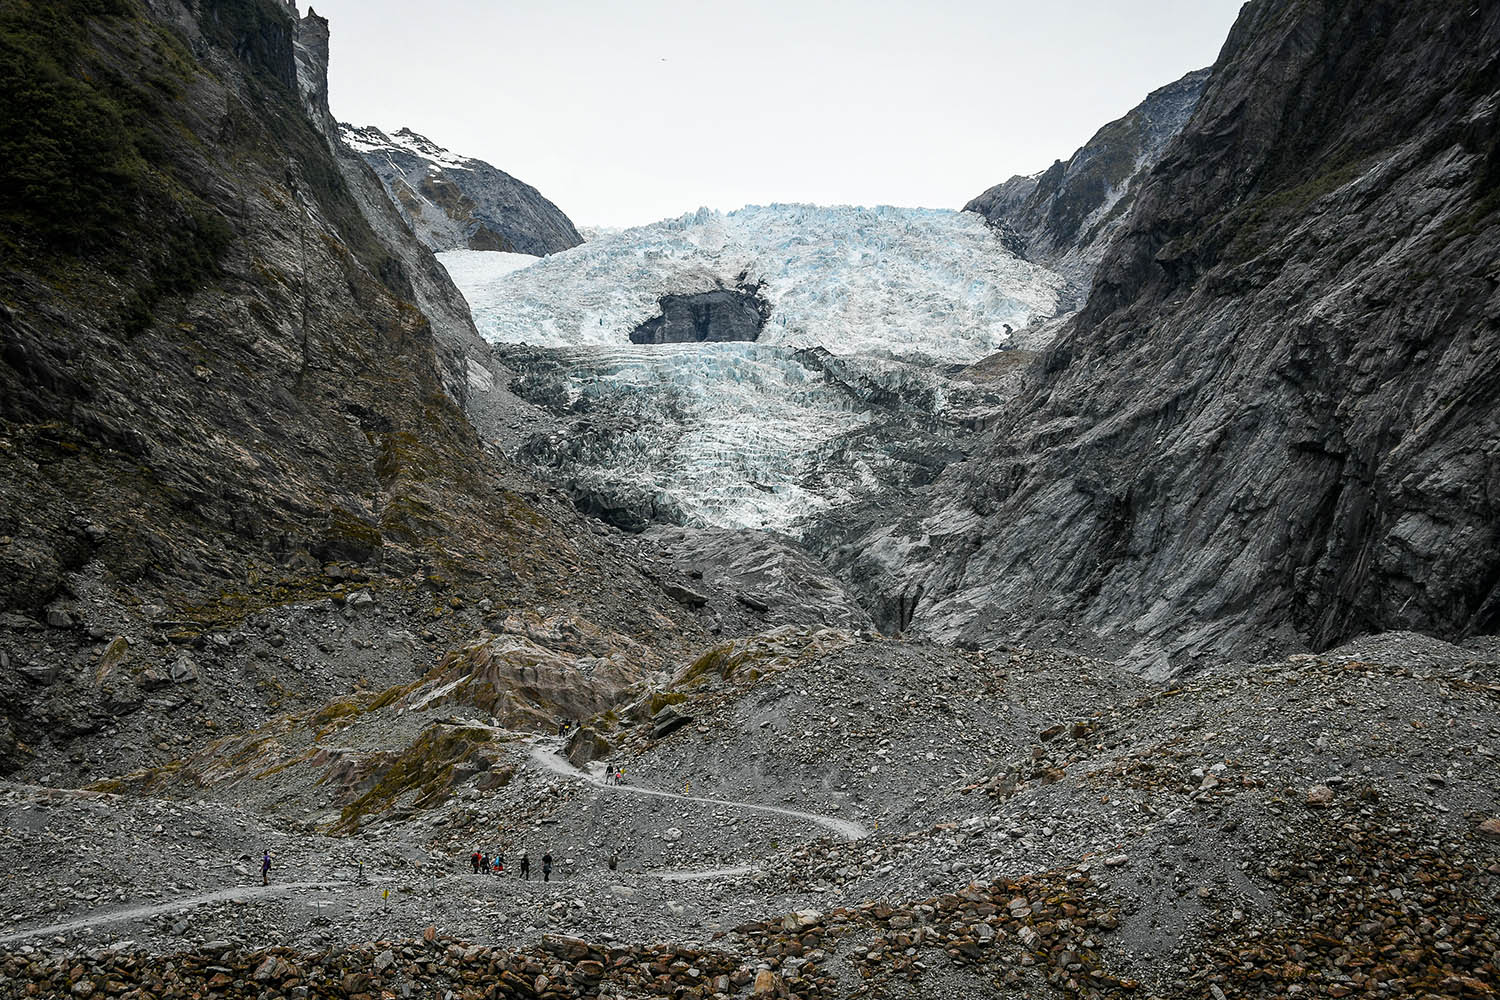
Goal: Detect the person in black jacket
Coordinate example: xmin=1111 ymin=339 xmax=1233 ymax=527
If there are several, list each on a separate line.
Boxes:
xmin=542 ymin=852 xmax=554 ymax=882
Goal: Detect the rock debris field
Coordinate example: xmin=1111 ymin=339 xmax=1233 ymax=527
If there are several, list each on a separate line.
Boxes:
xmin=1 ymin=628 xmax=1497 ymax=997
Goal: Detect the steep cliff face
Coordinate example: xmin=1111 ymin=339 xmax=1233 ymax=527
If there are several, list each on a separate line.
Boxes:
xmin=965 ymin=68 xmax=1210 ymax=306
xmin=342 ymin=124 xmax=583 ymax=256
xmin=846 ymin=0 xmax=1500 ymax=670
xmin=0 ymin=0 xmax=702 ymax=773
xmin=289 ymin=8 xmax=530 ymax=442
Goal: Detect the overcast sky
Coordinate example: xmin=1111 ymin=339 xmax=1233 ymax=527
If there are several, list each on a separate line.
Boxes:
xmin=301 ymin=1 xmax=1245 ymax=228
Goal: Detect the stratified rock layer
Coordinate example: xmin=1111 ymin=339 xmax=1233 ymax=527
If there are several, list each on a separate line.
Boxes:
xmin=846 ymin=0 xmax=1500 ymax=669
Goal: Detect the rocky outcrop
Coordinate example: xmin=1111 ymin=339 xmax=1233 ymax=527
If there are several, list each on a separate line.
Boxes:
xmin=965 ymin=68 xmax=1209 ymax=307
xmin=628 ymin=288 xmax=769 ymax=344
xmin=341 ymin=124 xmax=583 ymax=256
xmin=844 ymin=0 xmax=1500 ymax=671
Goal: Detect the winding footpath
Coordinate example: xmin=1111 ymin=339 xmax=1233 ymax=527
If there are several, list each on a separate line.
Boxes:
xmin=526 ymin=739 xmax=869 ymax=841
xmin=0 ymin=882 xmax=346 ymax=947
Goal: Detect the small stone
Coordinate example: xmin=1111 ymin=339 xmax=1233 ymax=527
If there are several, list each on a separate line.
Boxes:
xmin=753 ymin=970 xmax=781 ymax=994
xmin=1306 ymin=784 xmax=1335 ymax=807
xmin=1478 ymin=817 xmax=1500 ymax=838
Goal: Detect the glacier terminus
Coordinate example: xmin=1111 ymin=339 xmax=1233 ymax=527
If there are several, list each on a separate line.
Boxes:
xmin=439 ymin=203 xmax=1065 ymax=534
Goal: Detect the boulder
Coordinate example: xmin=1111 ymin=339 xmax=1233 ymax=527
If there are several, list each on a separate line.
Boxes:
xmin=564 ymin=725 xmax=612 ymax=768
xmin=651 ymin=704 xmax=693 ymax=740
xmin=661 ymin=582 xmax=710 ymax=608
xmin=1306 ymin=784 xmax=1335 ymax=807
xmin=169 ymin=653 xmax=199 ymax=684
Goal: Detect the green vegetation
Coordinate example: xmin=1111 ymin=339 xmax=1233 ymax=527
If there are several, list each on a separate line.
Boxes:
xmin=333 ymin=725 xmax=493 ymax=834
xmin=0 ymin=0 xmax=235 ymax=329
xmin=0 ymin=0 xmax=153 ymax=248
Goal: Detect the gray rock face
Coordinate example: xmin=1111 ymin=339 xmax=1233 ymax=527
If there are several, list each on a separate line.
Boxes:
xmin=340 ymin=124 xmax=583 ymax=256
xmin=628 ymin=289 xmax=768 ymax=344
xmin=292 ymin=10 xmax=543 ymax=445
xmin=844 ymin=0 xmax=1500 ymax=671
xmin=965 ymin=68 xmax=1209 ymax=309
xmin=641 ymin=526 xmax=874 ymax=632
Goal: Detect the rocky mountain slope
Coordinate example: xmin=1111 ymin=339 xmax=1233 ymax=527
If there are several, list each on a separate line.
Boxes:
xmin=342 ymin=124 xmax=583 ymax=255
xmin=840 ymin=0 xmax=1500 ymax=671
xmin=0 ymin=0 xmax=705 ymax=781
xmin=965 ymin=67 xmax=1211 ymax=310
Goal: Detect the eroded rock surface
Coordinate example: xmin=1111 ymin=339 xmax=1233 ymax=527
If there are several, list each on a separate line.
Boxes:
xmin=966 ymin=67 xmax=1210 ymax=310
xmin=843 ymin=0 xmax=1500 ymax=671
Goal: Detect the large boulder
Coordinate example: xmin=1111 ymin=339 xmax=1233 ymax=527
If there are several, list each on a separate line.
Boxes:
xmin=565 ymin=725 xmax=612 ymax=768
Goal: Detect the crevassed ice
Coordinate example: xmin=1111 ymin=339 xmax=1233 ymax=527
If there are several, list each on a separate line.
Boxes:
xmin=531 ymin=343 xmax=875 ymax=529
xmin=438 ymin=204 xmax=1065 ymax=533
xmin=439 ymin=203 xmax=1064 ymax=363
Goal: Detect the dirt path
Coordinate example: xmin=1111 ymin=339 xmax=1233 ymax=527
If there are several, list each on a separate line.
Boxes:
xmin=0 ymin=882 xmax=346 ymax=946
xmin=526 ymin=739 xmax=869 ymax=841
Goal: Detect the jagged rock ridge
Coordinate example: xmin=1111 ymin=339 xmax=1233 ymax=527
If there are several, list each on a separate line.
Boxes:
xmin=341 ymin=123 xmax=583 ymax=256
xmin=965 ymin=67 xmax=1210 ymax=307
xmin=840 ymin=0 xmax=1500 ymax=671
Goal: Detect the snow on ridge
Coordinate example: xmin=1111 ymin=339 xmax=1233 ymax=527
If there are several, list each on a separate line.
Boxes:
xmin=337 ymin=123 xmax=474 ymax=170
xmin=438 ymin=203 xmax=1065 ymax=364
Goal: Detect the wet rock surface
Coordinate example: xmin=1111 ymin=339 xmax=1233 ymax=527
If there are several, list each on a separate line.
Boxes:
xmin=629 ymin=288 xmax=771 ymax=345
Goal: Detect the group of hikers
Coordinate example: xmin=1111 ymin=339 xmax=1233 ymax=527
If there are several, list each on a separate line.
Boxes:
xmin=471 ymin=849 xmax=553 ymax=881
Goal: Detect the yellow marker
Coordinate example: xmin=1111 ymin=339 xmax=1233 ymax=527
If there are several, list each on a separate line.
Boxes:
xmin=382 ymin=888 xmax=389 ymax=901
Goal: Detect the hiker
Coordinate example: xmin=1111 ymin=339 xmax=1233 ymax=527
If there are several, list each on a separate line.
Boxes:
xmin=480 ymin=852 xmax=489 ymax=875
xmin=615 ymin=767 xmax=624 ymax=786
xmin=557 ymin=720 xmax=566 ymax=736
xmin=494 ymin=852 xmax=506 ymax=875
xmin=471 ymin=850 xmax=481 ymax=874
xmin=542 ymin=851 xmax=553 ymax=882
xmin=261 ymin=851 xmax=272 ymax=886
xmin=519 ymin=852 xmax=531 ymax=879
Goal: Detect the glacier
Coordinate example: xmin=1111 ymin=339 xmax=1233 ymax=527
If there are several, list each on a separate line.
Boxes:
xmin=438 ymin=204 xmax=1064 ymax=533
xmin=441 ymin=203 xmax=1063 ymax=363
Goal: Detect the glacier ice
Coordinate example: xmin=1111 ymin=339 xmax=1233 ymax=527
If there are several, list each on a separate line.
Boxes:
xmin=440 ymin=203 xmax=1063 ymax=363
xmin=439 ymin=204 xmax=1065 ymax=533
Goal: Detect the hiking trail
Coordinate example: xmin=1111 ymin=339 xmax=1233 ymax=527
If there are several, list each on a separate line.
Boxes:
xmin=526 ymin=738 xmax=870 ymax=841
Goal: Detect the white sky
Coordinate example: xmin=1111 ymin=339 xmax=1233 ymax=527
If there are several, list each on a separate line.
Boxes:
xmin=301 ymin=1 xmax=1245 ymax=228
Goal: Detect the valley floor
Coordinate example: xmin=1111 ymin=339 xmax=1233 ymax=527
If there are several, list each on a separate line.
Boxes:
xmin=1 ymin=630 xmax=1496 ymax=997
